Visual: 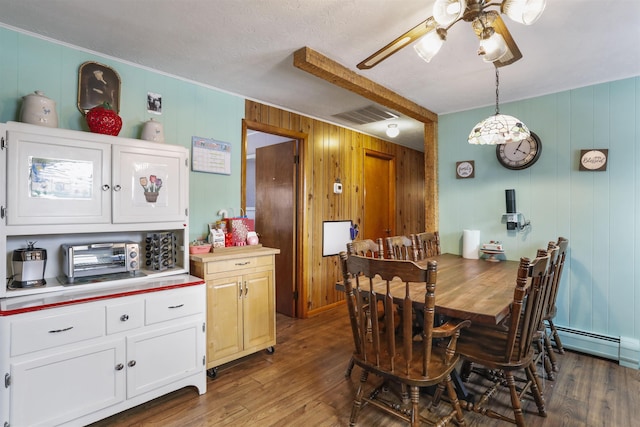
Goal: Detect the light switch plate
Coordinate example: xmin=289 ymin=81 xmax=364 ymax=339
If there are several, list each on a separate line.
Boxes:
xmin=333 ymin=182 xmax=343 ymax=194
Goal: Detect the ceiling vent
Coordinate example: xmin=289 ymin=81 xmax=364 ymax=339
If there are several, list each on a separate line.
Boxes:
xmin=332 ymin=105 xmax=399 ymax=125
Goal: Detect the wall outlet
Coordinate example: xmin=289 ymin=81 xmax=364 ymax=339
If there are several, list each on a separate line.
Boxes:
xmin=333 ymin=182 xmax=343 ymax=194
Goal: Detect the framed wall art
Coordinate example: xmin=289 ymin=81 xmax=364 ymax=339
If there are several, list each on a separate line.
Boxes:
xmin=579 ymin=149 xmax=608 ymax=171
xmin=77 ymin=61 xmax=121 ymax=114
xmin=456 ymin=160 xmax=475 ymax=179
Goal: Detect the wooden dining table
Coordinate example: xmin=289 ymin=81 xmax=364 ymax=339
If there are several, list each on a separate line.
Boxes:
xmin=338 ymin=253 xmax=521 ymax=326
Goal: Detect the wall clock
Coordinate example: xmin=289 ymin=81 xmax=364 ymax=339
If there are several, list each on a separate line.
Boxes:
xmin=496 ymin=131 xmax=542 ymax=170
xmin=456 ymin=160 xmax=474 ymax=179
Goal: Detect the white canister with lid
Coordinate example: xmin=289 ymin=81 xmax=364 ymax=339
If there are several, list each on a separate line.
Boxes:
xmin=20 ymin=90 xmax=58 ymax=128
xmin=141 ymin=118 xmax=165 ymax=143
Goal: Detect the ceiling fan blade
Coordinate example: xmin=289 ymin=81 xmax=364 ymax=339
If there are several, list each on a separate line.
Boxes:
xmin=357 ymin=18 xmax=438 ymax=70
xmin=473 ymin=11 xmax=522 ymax=67
xmin=491 ymin=13 xmax=522 ymax=67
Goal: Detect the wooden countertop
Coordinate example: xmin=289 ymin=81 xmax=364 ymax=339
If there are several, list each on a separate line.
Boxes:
xmin=189 ymin=246 xmax=280 ymax=262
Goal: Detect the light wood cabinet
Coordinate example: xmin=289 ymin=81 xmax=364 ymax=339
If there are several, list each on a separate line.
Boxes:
xmin=190 ymin=247 xmax=279 ymax=377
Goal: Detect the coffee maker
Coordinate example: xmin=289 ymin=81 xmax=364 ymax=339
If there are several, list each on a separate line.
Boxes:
xmin=11 ymin=242 xmax=47 ymax=288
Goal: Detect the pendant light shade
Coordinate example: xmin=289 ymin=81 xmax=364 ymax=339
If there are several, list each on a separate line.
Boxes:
xmin=468 ymin=67 xmax=530 ymax=145
xmin=502 ymin=0 xmax=547 ymax=25
xmin=433 ymin=0 xmax=467 ymax=26
xmin=468 ymin=114 xmax=530 ymax=145
xmin=414 ymin=28 xmax=447 ymax=63
xmin=479 ymin=28 xmax=508 ymax=62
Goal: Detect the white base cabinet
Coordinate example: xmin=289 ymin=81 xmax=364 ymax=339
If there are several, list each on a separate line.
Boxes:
xmin=1 ymin=283 xmax=206 ymax=427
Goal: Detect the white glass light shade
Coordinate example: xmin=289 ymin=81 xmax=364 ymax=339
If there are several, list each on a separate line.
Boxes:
xmin=479 ymin=30 xmax=508 ymax=62
xmin=468 ymin=114 xmax=530 ymax=145
xmin=386 ymin=124 xmax=399 ymax=138
xmin=502 ymin=0 xmax=547 ymax=25
xmin=433 ymin=0 xmax=467 ymax=26
xmin=414 ymin=29 xmax=445 ymax=63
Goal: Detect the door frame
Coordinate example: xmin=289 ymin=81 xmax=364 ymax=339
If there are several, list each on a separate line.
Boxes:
xmin=242 ymin=119 xmax=307 ymax=318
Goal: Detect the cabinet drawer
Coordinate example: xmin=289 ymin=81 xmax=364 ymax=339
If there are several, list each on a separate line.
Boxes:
xmin=106 ymin=299 xmax=144 ymax=334
xmin=145 ymin=287 xmax=203 ymax=325
xmin=10 ymin=306 xmax=105 ymax=356
xmin=205 ymin=255 xmax=273 ymax=275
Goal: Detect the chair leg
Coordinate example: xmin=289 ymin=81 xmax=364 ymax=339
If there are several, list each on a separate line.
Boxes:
xmin=548 ymin=319 xmax=565 ymax=354
xmin=410 ymin=386 xmax=420 ymax=427
xmin=543 ymin=332 xmax=559 ymax=372
xmin=444 ymin=374 xmax=467 ymax=427
xmin=534 ymin=338 xmax=555 ymax=381
xmin=349 ymin=370 xmax=368 ymax=426
xmin=505 ymin=372 xmax=527 ymax=427
xmin=525 ymin=363 xmax=547 ymax=417
xmin=345 ymin=357 xmax=355 ymax=378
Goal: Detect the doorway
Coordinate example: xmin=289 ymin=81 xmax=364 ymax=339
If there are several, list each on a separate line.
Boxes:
xmin=363 ymin=149 xmax=396 ymax=239
xmin=242 ymin=120 xmax=304 ymax=318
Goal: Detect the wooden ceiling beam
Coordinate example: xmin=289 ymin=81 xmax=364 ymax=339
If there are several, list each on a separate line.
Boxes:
xmin=293 ymin=47 xmax=437 ymax=124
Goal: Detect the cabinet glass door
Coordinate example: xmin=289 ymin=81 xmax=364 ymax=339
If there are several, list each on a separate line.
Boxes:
xmin=6 ymin=131 xmax=111 ymax=225
xmin=112 ymin=146 xmax=187 ymax=223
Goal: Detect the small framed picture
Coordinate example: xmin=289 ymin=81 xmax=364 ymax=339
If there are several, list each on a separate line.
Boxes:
xmin=147 ymin=92 xmax=162 ymax=114
xmin=77 ymin=61 xmax=121 ymax=114
xmin=579 ymin=149 xmax=608 ymax=171
xmin=456 ymin=160 xmax=475 ymax=179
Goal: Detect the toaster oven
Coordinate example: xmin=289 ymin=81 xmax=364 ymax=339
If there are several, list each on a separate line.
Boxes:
xmin=62 ymin=242 xmax=140 ymax=282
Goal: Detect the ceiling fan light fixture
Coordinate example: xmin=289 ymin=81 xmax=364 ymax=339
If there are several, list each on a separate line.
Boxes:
xmin=386 ymin=123 xmax=400 ymax=138
xmin=478 ymin=27 xmax=508 ymax=62
xmin=433 ymin=0 xmax=467 ymax=26
xmin=502 ymin=0 xmax=547 ymax=25
xmin=414 ymin=28 xmax=446 ymax=63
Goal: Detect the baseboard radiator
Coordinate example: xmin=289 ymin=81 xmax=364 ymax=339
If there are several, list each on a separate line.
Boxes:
xmin=555 ymin=326 xmax=640 ymax=369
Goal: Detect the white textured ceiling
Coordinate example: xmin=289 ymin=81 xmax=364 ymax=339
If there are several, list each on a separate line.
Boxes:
xmin=1 ymin=0 xmax=639 ymax=152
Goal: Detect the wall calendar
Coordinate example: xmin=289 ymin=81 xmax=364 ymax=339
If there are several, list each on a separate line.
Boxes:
xmin=191 ymin=136 xmax=231 ymax=175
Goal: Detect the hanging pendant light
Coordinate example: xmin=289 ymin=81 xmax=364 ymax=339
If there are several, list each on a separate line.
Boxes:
xmin=468 ymin=67 xmax=530 ymax=145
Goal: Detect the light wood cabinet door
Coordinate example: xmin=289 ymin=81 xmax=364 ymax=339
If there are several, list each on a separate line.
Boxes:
xmin=207 ymin=275 xmax=243 ymax=362
xmin=243 ymin=270 xmax=275 ymax=350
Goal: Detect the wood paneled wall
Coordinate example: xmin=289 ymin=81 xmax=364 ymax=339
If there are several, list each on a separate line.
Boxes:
xmin=246 ymin=100 xmax=426 ymax=316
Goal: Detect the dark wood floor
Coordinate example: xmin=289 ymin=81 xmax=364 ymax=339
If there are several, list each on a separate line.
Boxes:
xmin=91 ymin=308 xmax=640 ymax=426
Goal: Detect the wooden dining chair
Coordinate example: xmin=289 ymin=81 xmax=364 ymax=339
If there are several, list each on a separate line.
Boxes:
xmin=412 ymin=231 xmax=441 ymax=260
xmin=347 ymin=238 xmax=384 ymax=259
xmin=384 ymin=235 xmax=414 ymax=260
xmin=339 ymin=252 xmax=471 ymax=427
xmin=542 ymin=237 xmax=569 ymax=364
xmin=532 ymin=244 xmax=560 ymax=381
xmin=456 ymin=253 xmax=552 ymax=427
xmin=344 ymin=238 xmax=384 ymax=377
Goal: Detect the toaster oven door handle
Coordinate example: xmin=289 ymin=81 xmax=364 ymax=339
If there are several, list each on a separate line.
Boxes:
xmin=89 ymin=243 xmax=115 ymax=248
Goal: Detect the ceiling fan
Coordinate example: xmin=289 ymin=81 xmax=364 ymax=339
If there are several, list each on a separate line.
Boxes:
xmin=357 ymin=0 xmax=546 ymax=70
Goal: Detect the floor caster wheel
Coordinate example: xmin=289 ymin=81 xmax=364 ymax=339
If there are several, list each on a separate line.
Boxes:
xmin=207 ymin=367 xmax=218 ymax=379
xmin=266 ymin=346 xmax=275 ymax=354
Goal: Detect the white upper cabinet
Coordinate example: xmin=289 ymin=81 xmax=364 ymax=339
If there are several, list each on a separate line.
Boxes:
xmin=3 ymin=122 xmax=188 ymax=226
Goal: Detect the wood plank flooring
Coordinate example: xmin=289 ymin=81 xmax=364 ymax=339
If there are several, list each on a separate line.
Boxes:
xmin=90 ymin=308 xmax=640 ymax=426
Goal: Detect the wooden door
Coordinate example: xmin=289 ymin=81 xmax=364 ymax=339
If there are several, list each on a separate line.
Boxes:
xmin=255 ymin=140 xmax=297 ymax=317
xmin=364 ymin=150 xmax=396 ymax=240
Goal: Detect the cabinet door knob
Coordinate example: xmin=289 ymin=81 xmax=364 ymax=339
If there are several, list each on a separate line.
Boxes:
xmin=120 ymin=314 xmax=129 ymax=322
xmin=102 ymin=184 xmax=110 ymax=191
xmin=113 ymin=185 xmax=122 ymax=192
xmin=115 ymin=363 xmax=124 ymax=371
xmin=128 ymin=360 xmax=136 ymax=367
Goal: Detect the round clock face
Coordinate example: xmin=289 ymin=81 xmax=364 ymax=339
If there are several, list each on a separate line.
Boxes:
xmin=496 ymin=131 xmax=542 ymax=170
